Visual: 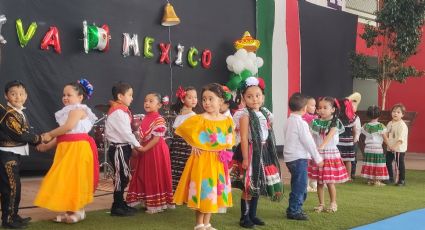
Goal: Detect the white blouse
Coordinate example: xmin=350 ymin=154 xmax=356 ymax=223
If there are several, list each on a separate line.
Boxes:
xmin=172 ymin=111 xmax=196 ymax=128
xmin=55 ymin=104 xmax=97 ymax=134
xmin=233 ymin=108 xmax=272 ymax=142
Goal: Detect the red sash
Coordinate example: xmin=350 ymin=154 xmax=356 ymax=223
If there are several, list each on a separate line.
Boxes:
xmin=57 ymin=133 xmax=99 ymax=191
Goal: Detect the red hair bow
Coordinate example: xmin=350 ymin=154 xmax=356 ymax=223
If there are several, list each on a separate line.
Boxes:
xmin=258 ymin=77 xmax=266 ymax=90
xmin=176 ymin=86 xmax=186 ymax=100
xmin=334 ymin=98 xmax=341 ymax=109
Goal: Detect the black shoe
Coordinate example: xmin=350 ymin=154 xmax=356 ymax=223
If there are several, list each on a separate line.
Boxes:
xmin=383 ymin=179 xmax=394 ymax=185
xmin=250 ymin=216 xmax=265 ymax=226
xmin=239 ymin=215 xmax=255 ymax=228
xmin=396 ymin=180 xmax=405 ymax=186
xmin=1 ymin=221 xmax=27 ymax=229
xmin=13 ymin=215 xmax=32 ymax=224
xmin=110 ymin=207 xmax=135 ymax=216
xmin=287 ymin=212 xmax=308 ymax=221
xmin=248 ymin=197 xmax=264 ymax=225
xmin=124 ymin=204 xmax=138 ymax=213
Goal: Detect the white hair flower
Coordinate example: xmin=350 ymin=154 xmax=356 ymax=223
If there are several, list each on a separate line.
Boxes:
xmin=245 ymin=76 xmax=259 ymax=87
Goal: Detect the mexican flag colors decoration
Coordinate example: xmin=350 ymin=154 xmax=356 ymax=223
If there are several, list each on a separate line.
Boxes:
xmin=83 ymin=20 xmax=111 ymax=53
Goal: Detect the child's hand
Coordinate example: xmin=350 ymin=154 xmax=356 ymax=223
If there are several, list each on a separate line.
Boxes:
xmin=135 ymin=146 xmax=144 ymax=153
xmin=41 ymin=133 xmax=53 ymax=143
xmin=131 ymin=149 xmax=140 ymax=157
xmin=36 ymin=143 xmax=49 ymax=152
xmin=317 ymin=161 xmax=324 ymax=167
xmin=242 ymin=159 xmax=249 ymax=170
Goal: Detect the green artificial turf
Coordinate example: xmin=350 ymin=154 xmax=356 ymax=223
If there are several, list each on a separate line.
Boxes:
xmin=29 ymin=170 xmax=425 ymax=229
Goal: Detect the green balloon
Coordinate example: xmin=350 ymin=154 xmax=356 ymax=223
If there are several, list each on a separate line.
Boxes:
xmin=144 ymin=36 xmax=155 ymax=58
xmin=240 ymin=69 xmax=253 ymax=81
xmin=188 ymin=47 xmax=199 ymax=68
xmin=16 ymin=19 xmax=37 ymax=48
xmin=226 ymin=75 xmax=242 ymax=91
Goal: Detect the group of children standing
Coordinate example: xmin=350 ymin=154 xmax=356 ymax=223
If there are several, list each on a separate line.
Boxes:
xmin=0 ymin=77 xmax=409 ymax=230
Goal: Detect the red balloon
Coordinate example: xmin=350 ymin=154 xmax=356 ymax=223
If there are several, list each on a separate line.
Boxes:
xmin=40 ymin=26 xmax=61 ymax=54
xmin=201 ymin=49 xmax=212 ymax=69
xmin=159 ymin=43 xmax=171 ymax=64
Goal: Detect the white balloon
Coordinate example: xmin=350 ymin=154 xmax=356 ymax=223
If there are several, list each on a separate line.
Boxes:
xmin=175 ymin=43 xmax=185 ymax=67
xmin=0 ymin=15 xmax=6 ymax=44
xmin=256 ymin=57 xmax=264 ymax=68
xmin=233 ymin=60 xmax=245 ymax=74
xmin=227 ymin=64 xmax=234 ymax=72
xmin=246 ymin=61 xmax=257 ymax=75
xmin=226 ymin=55 xmax=235 ymax=65
xmin=248 ymin=52 xmax=256 ymax=61
xmin=122 ymin=33 xmax=140 ymax=57
xmin=235 ymin=48 xmax=248 ymax=58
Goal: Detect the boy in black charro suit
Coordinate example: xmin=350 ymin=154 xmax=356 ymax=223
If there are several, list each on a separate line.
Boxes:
xmin=0 ymin=81 xmax=45 ymax=229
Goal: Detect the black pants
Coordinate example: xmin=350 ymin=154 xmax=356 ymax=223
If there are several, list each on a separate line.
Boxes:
xmin=386 ymin=151 xmax=405 ymax=182
xmin=0 ymin=151 xmax=22 ymax=224
xmin=108 ymin=144 xmax=132 ymax=207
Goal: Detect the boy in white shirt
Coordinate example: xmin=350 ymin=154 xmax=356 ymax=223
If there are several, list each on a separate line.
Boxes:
xmin=283 ymin=93 xmax=323 ymax=220
xmin=105 ymin=82 xmax=144 ymax=216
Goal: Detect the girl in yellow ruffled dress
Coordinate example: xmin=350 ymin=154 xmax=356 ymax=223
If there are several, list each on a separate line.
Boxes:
xmin=174 ymin=83 xmax=235 ymax=230
xmin=34 ymin=79 xmax=99 ymax=224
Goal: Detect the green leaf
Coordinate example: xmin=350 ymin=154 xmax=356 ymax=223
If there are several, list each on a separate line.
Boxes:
xmin=207 ymin=128 xmax=213 ymax=134
xmin=216 ymin=127 xmax=222 ymax=133
xmin=211 ymin=142 xmax=218 ymax=147
xmin=228 ymin=126 xmax=233 ymax=133
xmin=192 ymin=196 xmax=198 ymax=204
xmin=222 ymin=193 xmax=228 ymax=203
xmin=208 ymin=178 xmax=214 ymax=187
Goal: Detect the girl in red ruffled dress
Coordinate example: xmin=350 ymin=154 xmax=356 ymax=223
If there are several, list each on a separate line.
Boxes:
xmin=126 ymin=93 xmax=174 ymax=214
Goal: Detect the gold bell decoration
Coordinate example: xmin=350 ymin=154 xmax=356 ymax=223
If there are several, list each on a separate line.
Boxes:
xmin=161 ymin=3 xmax=181 ymax=26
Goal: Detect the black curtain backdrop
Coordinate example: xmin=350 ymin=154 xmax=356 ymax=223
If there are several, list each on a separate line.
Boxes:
xmin=299 ymin=0 xmax=357 ymax=99
xmin=0 ymin=0 xmax=255 ymax=170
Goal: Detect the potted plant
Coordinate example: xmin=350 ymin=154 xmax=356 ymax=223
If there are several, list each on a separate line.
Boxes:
xmin=350 ymin=0 xmax=425 ymax=111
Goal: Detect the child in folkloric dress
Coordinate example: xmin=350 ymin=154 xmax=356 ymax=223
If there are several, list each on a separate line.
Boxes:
xmin=0 ymin=81 xmax=44 ymax=229
xmin=336 ymin=98 xmax=357 ymax=181
xmin=126 ymin=93 xmax=174 ymax=213
xmin=174 ymin=83 xmax=235 ymax=230
xmin=170 ymin=86 xmax=198 ymax=191
xmin=232 ymin=77 xmax=283 ymax=228
xmin=360 ymin=105 xmax=389 ymax=186
xmin=302 ymin=96 xmax=319 ymax=192
xmin=105 ymin=81 xmax=143 ymax=217
xmin=34 ymin=79 xmax=99 ymax=224
xmin=308 ymin=96 xmax=349 ymax=213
